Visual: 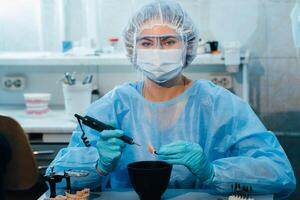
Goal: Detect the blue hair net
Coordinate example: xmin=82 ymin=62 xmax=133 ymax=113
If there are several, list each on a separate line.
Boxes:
xmin=123 ymin=0 xmax=199 ymax=68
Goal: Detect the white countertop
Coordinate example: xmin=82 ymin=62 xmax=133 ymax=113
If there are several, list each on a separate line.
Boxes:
xmin=0 ymin=105 xmax=77 ymax=134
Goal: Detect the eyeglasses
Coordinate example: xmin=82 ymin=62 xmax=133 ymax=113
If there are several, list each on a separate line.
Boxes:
xmin=136 ymin=34 xmax=183 ymax=49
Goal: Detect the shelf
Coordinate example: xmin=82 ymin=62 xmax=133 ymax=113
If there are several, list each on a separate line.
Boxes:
xmin=0 ymin=51 xmax=250 ymax=66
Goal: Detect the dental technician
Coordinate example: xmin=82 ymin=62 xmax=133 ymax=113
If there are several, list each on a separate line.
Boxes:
xmin=47 ymin=1 xmax=296 ymax=199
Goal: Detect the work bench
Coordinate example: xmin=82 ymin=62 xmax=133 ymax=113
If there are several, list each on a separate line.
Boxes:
xmin=38 ymin=189 xmax=273 ymax=200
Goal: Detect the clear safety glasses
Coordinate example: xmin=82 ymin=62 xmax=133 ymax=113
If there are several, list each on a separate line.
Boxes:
xmin=136 ymin=34 xmax=184 ymax=49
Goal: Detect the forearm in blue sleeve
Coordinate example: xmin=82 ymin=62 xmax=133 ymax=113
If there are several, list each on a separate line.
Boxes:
xmin=210 ymin=131 xmax=296 ymax=200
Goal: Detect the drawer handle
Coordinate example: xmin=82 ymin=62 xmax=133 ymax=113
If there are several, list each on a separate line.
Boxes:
xmin=33 ymin=150 xmax=55 ymax=155
xmin=38 ymin=166 xmax=49 ymax=170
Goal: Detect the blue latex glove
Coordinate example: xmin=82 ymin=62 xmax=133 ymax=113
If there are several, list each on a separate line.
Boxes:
xmin=158 ymin=141 xmax=214 ymax=183
xmin=96 ymin=129 xmax=125 ymax=175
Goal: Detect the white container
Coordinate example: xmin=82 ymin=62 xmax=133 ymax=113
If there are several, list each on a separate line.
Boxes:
xmin=222 ymin=41 xmax=241 ymax=73
xmin=24 ymin=93 xmax=51 ymax=115
xmin=62 ymin=83 xmax=92 ymax=119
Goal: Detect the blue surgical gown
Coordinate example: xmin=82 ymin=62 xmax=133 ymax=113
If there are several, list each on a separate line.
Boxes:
xmin=46 ymin=80 xmax=296 ymax=199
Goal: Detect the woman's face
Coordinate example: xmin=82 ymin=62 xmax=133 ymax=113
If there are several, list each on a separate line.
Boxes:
xmin=137 ymin=22 xmax=183 ymax=49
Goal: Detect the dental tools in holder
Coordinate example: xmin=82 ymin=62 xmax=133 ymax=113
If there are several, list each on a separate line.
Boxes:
xmin=62 ymin=73 xmax=93 ymax=118
xmin=62 ymin=72 xmax=93 ymax=85
xmin=82 ymin=74 xmax=93 ymax=85
xmin=63 ymin=72 xmax=76 ymax=85
xmin=74 ymin=114 xmax=141 ymax=147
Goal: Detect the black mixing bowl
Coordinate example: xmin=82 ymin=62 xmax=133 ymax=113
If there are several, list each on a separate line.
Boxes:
xmin=128 ymin=161 xmax=172 ymax=200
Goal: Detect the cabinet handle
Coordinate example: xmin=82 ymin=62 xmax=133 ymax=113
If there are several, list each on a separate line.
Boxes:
xmin=33 ymin=150 xmax=55 ymax=155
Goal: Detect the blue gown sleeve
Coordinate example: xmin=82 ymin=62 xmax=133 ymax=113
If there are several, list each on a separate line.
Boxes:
xmin=45 ymin=89 xmax=120 ymax=190
xmin=207 ymin=85 xmax=296 ymax=200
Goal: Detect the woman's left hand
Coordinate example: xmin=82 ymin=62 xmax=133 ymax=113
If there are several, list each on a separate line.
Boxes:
xmin=158 ymin=140 xmax=214 ymax=183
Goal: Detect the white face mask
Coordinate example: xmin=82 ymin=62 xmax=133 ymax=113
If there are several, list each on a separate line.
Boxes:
xmin=136 ymin=49 xmax=184 ymax=83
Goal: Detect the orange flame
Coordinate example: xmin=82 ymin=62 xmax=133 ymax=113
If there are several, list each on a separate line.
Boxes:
xmin=147 ymin=144 xmax=156 ymax=154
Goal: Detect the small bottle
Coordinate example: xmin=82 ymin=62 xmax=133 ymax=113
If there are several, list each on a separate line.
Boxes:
xmin=197 ymin=38 xmax=206 ymax=54
xmin=109 ymin=37 xmax=119 ymax=53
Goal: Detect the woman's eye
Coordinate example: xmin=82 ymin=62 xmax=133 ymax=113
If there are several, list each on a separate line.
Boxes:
xmin=163 ymin=40 xmax=176 ymax=46
xmin=140 ymin=41 xmax=153 ymax=48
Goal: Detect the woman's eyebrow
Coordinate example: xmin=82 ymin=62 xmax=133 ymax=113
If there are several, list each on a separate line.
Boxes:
xmin=161 ymin=36 xmax=178 ymax=41
xmin=137 ymin=37 xmax=154 ymax=42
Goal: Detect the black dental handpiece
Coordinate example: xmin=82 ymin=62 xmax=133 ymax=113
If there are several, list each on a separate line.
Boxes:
xmin=74 ymin=114 xmax=140 ymax=146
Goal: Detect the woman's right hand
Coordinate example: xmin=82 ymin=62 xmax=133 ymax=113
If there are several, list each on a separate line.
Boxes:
xmin=96 ymin=129 xmax=125 ymax=175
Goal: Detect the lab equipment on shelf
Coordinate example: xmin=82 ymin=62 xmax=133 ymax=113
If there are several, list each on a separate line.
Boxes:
xmin=109 ymin=37 xmax=119 ymax=53
xmin=63 ymin=38 xmax=96 ymax=56
xmin=102 ymin=37 xmax=120 ymax=54
xmin=91 ymin=87 xmax=100 ymax=102
xmin=197 ymin=38 xmax=207 ymax=54
xmin=222 ymin=41 xmax=241 ymax=73
xmin=62 ymin=41 xmax=73 ymax=53
xmin=207 ymin=41 xmax=220 ymax=54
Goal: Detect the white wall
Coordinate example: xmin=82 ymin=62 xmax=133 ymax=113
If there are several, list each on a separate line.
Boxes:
xmin=0 ymin=0 xmax=41 ymax=51
xmin=0 ymin=0 xmax=300 ymax=122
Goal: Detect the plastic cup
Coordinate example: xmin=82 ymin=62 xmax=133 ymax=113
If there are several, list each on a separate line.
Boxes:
xmin=62 ymin=83 xmax=92 ymax=119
